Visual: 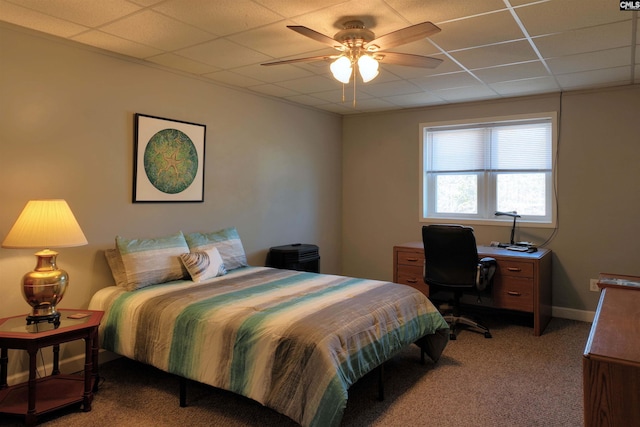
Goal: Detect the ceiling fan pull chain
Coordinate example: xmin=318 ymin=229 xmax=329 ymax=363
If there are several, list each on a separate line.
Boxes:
xmin=353 ymin=66 xmax=357 ymax=108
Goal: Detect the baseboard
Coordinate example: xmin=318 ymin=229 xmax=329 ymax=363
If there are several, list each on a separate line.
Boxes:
xmin=7 ymin=349 xmax=121 ymax=385
xmin=552 ymin=305 xmax=595 ymax=323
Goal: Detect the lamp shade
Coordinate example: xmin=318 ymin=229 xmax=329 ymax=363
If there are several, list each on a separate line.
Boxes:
xmin=330 ymin=56 xmax=352 ymax=84
xmin=357 ymin=55 xmax=379 ymax=83
xmin=2 ymin=199 xmax=87 ymax=249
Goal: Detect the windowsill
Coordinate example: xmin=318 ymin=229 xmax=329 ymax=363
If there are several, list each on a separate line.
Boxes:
xmin=419 ymin=217 xmax=556 ymax=229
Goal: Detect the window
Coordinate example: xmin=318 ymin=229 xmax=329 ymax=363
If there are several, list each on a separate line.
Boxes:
xmin=420 ymin=113 xmax=556 ymax=226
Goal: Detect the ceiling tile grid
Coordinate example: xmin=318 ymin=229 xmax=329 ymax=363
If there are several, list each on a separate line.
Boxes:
xmin=0 ymin=0 xmax=636 ymax=114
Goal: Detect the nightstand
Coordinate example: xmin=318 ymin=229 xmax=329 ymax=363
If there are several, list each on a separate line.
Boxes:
xmin=0 ymin=309 xmax=104 ymax=426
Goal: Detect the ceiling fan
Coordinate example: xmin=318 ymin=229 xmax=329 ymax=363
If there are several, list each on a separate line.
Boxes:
xmin=261 ymin=20 xmax=443 ymax=85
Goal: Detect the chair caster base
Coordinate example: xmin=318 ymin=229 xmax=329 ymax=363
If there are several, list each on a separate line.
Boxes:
xmin=484 ymin=332 xmax=492 ymax=338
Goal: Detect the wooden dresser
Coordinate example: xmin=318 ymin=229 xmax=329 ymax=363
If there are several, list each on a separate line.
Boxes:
xmin=583 ymin=286 xmax=640 ymax=427
xmin=393 ymin=242 xmax=552 ymax=336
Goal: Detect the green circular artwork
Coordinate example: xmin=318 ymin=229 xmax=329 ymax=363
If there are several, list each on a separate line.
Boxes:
xmin=144 ymin=128 xmax=198 ymax=194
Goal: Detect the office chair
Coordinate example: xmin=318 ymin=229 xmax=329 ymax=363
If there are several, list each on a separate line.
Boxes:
xmin=422 ymin=225 xmax=496 ymax=340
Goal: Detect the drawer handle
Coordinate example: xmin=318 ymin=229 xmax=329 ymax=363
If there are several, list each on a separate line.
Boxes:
xmin=407 ymin=278 xmax=418 ymax=284
xmin=507 ymin=291 xmax=522 ymax=296
xmin=406 ymin=257 xmax=419 ymax=262
xmin=507 ymin=267 xmax=522 ymax=272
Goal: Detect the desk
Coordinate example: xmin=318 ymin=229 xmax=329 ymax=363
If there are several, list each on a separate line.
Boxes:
xmin=0 ymin=309 xmax=103 ymax=426
xmin=583 ymin=287 xmax=640 ymax=426
xmin=393 ymin=242 xmax=552 ymax=336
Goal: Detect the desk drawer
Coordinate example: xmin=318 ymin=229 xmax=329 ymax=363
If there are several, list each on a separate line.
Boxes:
xmin=396 ymin=265 xmax=428 ymax=296
xmin=397 ymin=265 xmax=424 ymax=286
xmin=396 ymin=250 xmax=424 ymax=266
xmin=494 ymin=277 xmax=534 ymax=312
xmin=498 ymin=260 xmax=534 ymax=278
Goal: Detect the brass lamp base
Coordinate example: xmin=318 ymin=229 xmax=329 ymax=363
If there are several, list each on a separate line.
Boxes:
xmin=22 ymin=249 xmax=68 ymax=324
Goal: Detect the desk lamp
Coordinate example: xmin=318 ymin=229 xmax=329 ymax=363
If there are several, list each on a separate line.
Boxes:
xmin=2 ymin=200 xmax=87 ymax=324
xmin=495 ymin=211 xmax=521 ymax=245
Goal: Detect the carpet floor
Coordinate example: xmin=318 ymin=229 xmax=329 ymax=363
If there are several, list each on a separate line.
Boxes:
xmin=1 ymin=315 xmax=591 ymax=427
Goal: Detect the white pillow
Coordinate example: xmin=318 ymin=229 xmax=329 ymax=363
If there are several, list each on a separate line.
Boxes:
xmin=180 ymin=247 xmax=227 ymax=282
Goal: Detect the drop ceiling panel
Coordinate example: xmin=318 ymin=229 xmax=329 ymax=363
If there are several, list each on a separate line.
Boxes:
xmin=246 ymin=83 xmax=300 ymax=97
xmin=311 ymin=88 xmax=374 ymax=103
xmin=146 ymin=53 xmax=219 ymax=74
xmin=434 ymin=84 xmax=498 ymax=102
xmin=274 ymin=75 xmax=338 ymax=93
xmin=381 ymin=58 xmax=460 ymax=79
xmin=3 ymin=0 xmax=141 ymax=27
xmin=0 ymin=1 xmax=88 ymax=37
xmin=202 ymin=70 xmax=264 ymax=87
xmin=533 ymin=21 xmax=633 ymax=59
xmin=228 ymin=22 xmax=335 ymax=59
xmin=383 ymin=0 xmax=507 ymax=24
xmin=547 ymin=47 xmax=632 ymax=75
xmin=431 ymin=10 xmax=524 ymax=51
xmin=232 ymin=63 xmax=316 ymax=83
xmin=472 ymin=61 xmax=551 ymax=84
xmin=356 ymin=79 xmax=423 ymax=97
xmin=253 ymin=0 xmax=346 ymax=18
xmin=489 ymin=76 xmax=560 ymax=96
xmin=516 ymin=0 xmax=627 ymax=36
xmin=99 ymin=10 xmax=214 ymax=51
xmin=152 ymin=0 xmax=283 ymax=36
xmin=282 ymin=94 xmax=329 ymax=106
xmin=346 ymin=97 xmax=398 ymax=111
xmin=411 ymin=71 xmax=482 ymax=91
xmin=556 ymin=66 xmax=633 ymax=89
xmin=451 ymin=39 xmax=538 ymax=70
xmin=382 ymin=91 xmax=446 ymax=108
xmin=176 ymin=38 xmax=272 ymax=69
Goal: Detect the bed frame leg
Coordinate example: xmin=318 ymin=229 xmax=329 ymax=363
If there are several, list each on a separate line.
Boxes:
xmin=180 ymin=377 xmax=187 ymax=407
xmin=377 ymin=364 xmax=384 ymax=401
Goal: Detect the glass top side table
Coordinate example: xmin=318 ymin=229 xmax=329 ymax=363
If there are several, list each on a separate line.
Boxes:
xmin=0 ymin=309 xmax=104 ymax=426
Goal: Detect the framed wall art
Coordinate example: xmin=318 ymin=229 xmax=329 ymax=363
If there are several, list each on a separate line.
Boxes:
xmin=133 ymin=113 xmax=206 ymax=203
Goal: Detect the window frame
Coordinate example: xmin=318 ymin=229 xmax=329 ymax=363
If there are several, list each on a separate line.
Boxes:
xmin=419 ymin=112 xmax=558 ymax=228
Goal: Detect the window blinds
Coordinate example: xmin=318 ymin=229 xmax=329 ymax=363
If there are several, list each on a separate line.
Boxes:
xmin=427 ymin=119 xmax=552 ymax=172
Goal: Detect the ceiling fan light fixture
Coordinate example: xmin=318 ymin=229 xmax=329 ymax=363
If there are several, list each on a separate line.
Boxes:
xmin=330 ymin=56 xmax=352 ymax=84
xmin=357 ymin=54 xmax=379 ymax=82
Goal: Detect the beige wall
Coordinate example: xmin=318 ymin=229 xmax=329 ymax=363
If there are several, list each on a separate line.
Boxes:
xmin=342 ymin=85 xmax=640 ymax=313
xmin=0 ymin=24 xmax=343 ymax=324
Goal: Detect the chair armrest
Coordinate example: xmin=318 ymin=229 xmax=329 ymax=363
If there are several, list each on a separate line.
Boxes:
xmin=476 ymin=257 xmax=497 ymax=291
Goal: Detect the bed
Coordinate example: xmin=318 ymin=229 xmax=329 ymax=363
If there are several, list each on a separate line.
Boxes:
xmin=89 ymin=229 xmax=449 ymax=427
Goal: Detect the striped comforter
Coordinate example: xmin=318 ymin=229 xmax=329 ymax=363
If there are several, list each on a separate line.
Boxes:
xmin=89 ymin=267 xmax=449 ymax=427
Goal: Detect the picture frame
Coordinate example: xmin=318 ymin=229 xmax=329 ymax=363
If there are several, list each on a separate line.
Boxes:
xmin=133 ymin=113 xmax=206 ymax=203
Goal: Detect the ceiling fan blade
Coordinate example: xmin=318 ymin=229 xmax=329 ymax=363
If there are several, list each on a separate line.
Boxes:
xmin=366 ymin=22 xmax=441 ymax=51
xmin=376 ymin=52 xmax=443 ymax=68
xmin=287 ymin=25 xmax=343 ymax=49
xmin=261 ymin=54 xmax=338 ymax=66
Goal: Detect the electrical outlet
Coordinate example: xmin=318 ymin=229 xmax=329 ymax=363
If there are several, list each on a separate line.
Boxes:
xmin=590 ymin=279 xmax=600 ymax=292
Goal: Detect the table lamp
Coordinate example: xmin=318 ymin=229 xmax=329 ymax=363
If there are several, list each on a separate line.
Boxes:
xmin=2 ymin=199 xmax=87 ymax=324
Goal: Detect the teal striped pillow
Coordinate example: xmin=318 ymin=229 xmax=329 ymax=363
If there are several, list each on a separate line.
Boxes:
xmin=116 ymin=231 xmax=189 ymax=291
xmin=185 ymin=227 xmax=248 ymax=270
xmin=179 ymin=247 xmax=227 ymax=282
